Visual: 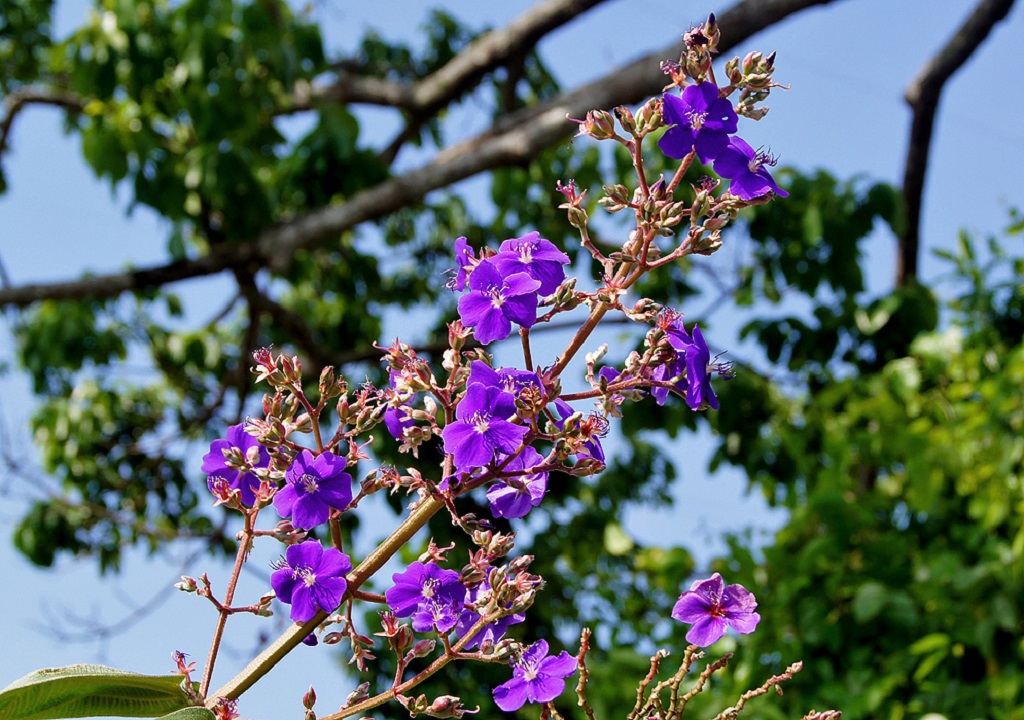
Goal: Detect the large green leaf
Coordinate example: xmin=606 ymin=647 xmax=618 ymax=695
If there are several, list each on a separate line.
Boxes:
xmin=0 ymin=665 xmax=199 ymax=720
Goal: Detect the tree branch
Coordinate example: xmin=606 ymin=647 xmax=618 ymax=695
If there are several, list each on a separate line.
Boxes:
xmin=0 ymin=87 xmax=84 ymax=156
xmin=294 ymin=0 xmax=610 ymax=115
xmin=0 ymin=0 xmax=838 ymax=309
xmin=897 ymin=0 xmax=1016 ymax=286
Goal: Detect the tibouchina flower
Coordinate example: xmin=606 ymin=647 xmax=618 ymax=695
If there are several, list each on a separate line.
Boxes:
xmin=457 ymin=258 xmax=541 ymax=345
xmin=492 ymin=639 xmax=576 ymax=711
xmin=492 ymin=231 xmax=571 ymax=297
xmin=658 ymin=82 xmax=738 ymax=163
xmin=713 ymin=136 xmax=788 ymax=200
xmin=271 ymin=540 xmax=352 ymax=623
xmin=671 ymin=572 xmax=761 ymax=646
xmin=385 ymin=561 xmax=467 ymax=631
xmin=273 ymin=449 xmax=353 ymax=530
xmin=201 ymin=423 xmax=270 ymax=506
xmin=486 ymin=446 xmax=549 ymax=519
xmin=442 ymin=382 xmax=528 ymax=471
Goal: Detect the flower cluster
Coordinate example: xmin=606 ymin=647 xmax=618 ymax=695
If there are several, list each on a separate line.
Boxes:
xmin=453 ymin=232 xmax=570 ymax=345
xmin=180 ymin=16 xmax=793 ymax=719
xmin=660 ymin=81 xmax=787 ymax=200
xmin=384 ymin=560 xmax=529 ymax=644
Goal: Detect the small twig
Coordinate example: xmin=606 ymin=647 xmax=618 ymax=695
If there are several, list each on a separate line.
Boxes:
xmin=574 ymin=628 xmax=598 ymax=720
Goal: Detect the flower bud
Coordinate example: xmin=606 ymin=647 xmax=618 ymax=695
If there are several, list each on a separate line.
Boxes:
xmin=742 ymin=51 xmax=762 ymax=75
xmin=345 ymin=682 xmax=370 ymax=706
xmin=426 ymin=695 xmax=477 ymax=719
xmin=564 ymin=204 xmax=588 ymax=230
xmin=576 ymin=109 xmax=615 ymax=140
xmin=175 ymin=576 xmax=198 ymax=593
xmin=256 ymin=591 xmax=275 ymax=617
xmin=724 ymin=56 xmax=742 ymax=85
xmin=408 ymin=639 xmax=436 ymax=659
xmin=703 ymin=13 xmax=720 ymax=49
xmin=613 ymin=105 xmax=636 ymax=136
xmin=303 ymin=686 xmax=317 ymax=711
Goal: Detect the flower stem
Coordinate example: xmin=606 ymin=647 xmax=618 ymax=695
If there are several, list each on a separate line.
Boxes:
xmin=200 ymin=510 xmax=256 ymax=698
xmin=207 ymin=495 xmax=445 ymax=704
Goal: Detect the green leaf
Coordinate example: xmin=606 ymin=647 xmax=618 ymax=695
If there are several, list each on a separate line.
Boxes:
xmin=0 ymin=664 xmax=198 ymax=720
xmin=156 ymin=709 xmax=216 ymax=720
xmin=603 ymin=522 xmax=635 ymax=556
xmin=851 ymin=581 xmax=888 ymax=622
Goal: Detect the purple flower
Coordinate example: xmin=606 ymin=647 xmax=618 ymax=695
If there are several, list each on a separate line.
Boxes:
xmin=467 ymin=360 xmax=541 ymax=398
xmin=492 ymin=639 xmax=576 ymax=712
xmin=412 ymin=597 xmax=464 ymax=634
xmin=486 ymin=446 xmax=549 ymax=519
xmin=650 ymin=317 xmax=726 ymax=411
xmin=492 ymin=231 xmax=571 ymax=297
xmin=450 ymin=236 xmax=476 ymax=292
xmin=384 ymin=406 xmax=415 ymax=440
xmin=274 ymin=450 xmax=353 ymax=530
xmin=385 ymin=561 xmax=467 ymax=620
xmin=680 ymin=324 xmax=719 ymax=411
xmin=442 ymin=383 xmax=529 ymax=471
xmin=457 ymin=258 xmax=541 ymax=345
xmin=650 ymin=318 xmax=694 ymax=407
xmin=552 ymin=399 xmax=606 ymax=463
xmin=456 ymin=576 xmax=525 ymax=650
xmin=271 ymin=540 xmax=352 ymax=623
xmin=201 ymin=423 xmax=270 ymax=506
xmin=658 ymin=82 xmax=738 ymax=163
xmin=671 ymin=573 xmax=761 ymax=646
xmin=712 ymin=136 xmax=788 ymax=200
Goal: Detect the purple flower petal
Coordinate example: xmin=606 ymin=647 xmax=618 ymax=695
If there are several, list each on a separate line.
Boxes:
xmin=493 ymin=677 xmax=529 ymax=712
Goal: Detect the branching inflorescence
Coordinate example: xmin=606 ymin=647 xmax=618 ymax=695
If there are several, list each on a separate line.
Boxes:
xmin=0 ymin=13 xmax=840 ymax=720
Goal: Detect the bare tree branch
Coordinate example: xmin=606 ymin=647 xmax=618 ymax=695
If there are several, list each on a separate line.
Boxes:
xmin=294 ymin=0 xmax=611 ymax=115
xmin=897 ymin=0 xmax=1016 ymax=286
xmin=0 ymin=87 xmax=84 ymax=156
xmin=0 ymin=0 xmax=838 ymax=310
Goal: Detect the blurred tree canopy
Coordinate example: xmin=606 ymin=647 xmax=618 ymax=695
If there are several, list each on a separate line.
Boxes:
xmin=1 ymin=1 xmax=1021 ymax=719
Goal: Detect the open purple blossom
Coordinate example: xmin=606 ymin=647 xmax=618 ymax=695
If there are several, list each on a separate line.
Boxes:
xmin=271 ymin=540 xmax=352 ymax=623
xmin=671 ymin=573 xmax=761 ymax=647
xmin=442 ymin=383 xmax=529 ymax=471
xmin=457 ymin=258 xmax=541 ymax=345
xmin=486 ymin=446 xmax=549 ymax=519
xmin=712 ymin=136 xmax=788 ymax=200
xmin=385 ymin=561 xmax=467 ymax=620
xmin=658 ymin=82 xmax=738 ymax=163
xmin=492 ymin=639 xmax=576 ymax=712
xmin=201 ymin=423 xmax=270 ymax=506
xmin=492 ymin=231 xmax=571 ymax=297
xmin=273 ymin=449 xmax=353 ymax=530
xmin=456 ymin=576 xmax=525 ymax=650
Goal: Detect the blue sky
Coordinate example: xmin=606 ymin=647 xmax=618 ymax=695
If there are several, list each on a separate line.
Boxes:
xmin=1 ymin=2 xmax=1022 ymax=718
